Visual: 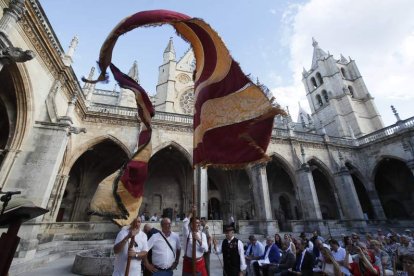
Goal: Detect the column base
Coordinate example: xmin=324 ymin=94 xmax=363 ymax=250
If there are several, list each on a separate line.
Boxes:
xmin=238 ymin=220 xmax=279 ymax=236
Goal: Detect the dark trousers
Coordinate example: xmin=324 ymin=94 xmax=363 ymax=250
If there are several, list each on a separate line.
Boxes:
xmin=253 ymin=262 xmax=272 ymax=276
xmin=204 ymin=252 xmax=210 ymax=276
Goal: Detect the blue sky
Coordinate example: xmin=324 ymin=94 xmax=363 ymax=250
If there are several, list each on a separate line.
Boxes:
xmin=40 ymin=0 xmax=414 ymax=127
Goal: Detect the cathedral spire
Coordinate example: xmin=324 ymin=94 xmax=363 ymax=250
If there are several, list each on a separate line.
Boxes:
xmin=128 ymin=60 xmax=140 ymax=83
xmin=163 ymin=37 xmax=176 ymax=62
xmin=311 ymin=37 xmax=328 ymax=69
xmin=62 ymin=35 xmax=79 ymax=66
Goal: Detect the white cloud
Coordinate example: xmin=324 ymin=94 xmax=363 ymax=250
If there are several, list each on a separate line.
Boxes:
xmin=274 ymin=0 xmax=414 ymax=125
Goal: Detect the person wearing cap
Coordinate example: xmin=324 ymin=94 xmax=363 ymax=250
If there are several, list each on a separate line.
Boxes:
xmin=245 ymin=235 xmax=264 ymax=275
xmin=213 ymin=225 xmax=247 ymax=276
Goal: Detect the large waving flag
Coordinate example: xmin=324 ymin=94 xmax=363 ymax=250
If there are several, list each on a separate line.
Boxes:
xmin=85 ymin=10 xmax=285 ymax=225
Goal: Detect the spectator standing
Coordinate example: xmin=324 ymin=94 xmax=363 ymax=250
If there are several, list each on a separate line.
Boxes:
xmin=144 ymin=218 xmax=181 ymax=276
xmin=213 ymin=226 xmax=247 ymax=276
xmin=112 ymin=217 xmax=148 ymax=276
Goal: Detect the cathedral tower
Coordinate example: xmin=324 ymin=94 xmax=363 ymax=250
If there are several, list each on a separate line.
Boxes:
xmin=155 ymin=37 xmax=177 ymax=112
xmin=302 ymin=38 xmax=383 ymax=138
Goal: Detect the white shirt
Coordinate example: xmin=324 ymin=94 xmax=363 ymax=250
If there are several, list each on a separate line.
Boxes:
xmin=147 ymin=231 xmax=181 ymax=269
xmin=214 ymin=236 xmax=247 ymax=271
xmin=331 ymin=247 xmax=352 ymax=275
xmin=150 ymin=216 xmax=158 ymax=222
xmin=182 ymin=218 xmax=208 ymax=258
xmin=113 ymin=228 xmax=148 ymax=276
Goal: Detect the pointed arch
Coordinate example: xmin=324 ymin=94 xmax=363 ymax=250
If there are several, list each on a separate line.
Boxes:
xmin=321 ymin=90 xmax=328 ymax=103
xmin=307 ymin=157 xmax=341 ymax=219
xmin=267 ymin=154 xmax=299 ymax=226
xmin=58 ymin=136 xmax=130 ymax=222
xmin=345 ymin=161 xmax=376 ymax=219
xmin=64 ymin=135 xmax=131 ymax=175
xmin=152 ymin=140 xmax=192 ymax=164
xmin=373 ymin=156 xmax=414 ymax=219
xmin=143 ymin=142 xmax=193 ymax=218
xmin=316 ymin=94 xmax=323 ymax=107
xmin=316 ymin=72 xmax=323 ymax=85
xmin=310 ymin=77 xmax=317 ymax=89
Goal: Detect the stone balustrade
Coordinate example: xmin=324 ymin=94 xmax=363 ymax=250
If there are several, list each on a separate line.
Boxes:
xmin=86 ymin=103 xmax=414 ymax=147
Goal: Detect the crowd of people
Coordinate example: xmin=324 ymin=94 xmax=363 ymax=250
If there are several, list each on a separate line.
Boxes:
xmin=111 ymin=211 xmax=414 ymax=276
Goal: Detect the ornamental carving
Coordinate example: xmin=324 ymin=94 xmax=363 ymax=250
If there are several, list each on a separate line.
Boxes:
xmin=177 ymin=73 xmax=191 ymax=84
xmin=179 ymin=89 xmax=194 ymax=115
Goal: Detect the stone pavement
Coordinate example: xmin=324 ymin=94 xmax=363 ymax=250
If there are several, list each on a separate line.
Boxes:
xmin=17 ymin=252 xmax=225 ymax=276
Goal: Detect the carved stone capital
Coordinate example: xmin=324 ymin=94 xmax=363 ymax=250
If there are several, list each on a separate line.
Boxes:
xmin=0 ymin=46 xmax=35 ymax=64
xmin=4 ymin=0 xmax=26 ymax=20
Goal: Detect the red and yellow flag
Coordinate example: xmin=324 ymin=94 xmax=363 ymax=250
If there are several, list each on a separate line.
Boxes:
xmin=85 ymin=10 xmax=284 ymax=225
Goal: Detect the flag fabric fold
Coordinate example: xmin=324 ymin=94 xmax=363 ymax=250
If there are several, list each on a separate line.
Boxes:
xmin=85 ymin=9 xmax=285 ymax=225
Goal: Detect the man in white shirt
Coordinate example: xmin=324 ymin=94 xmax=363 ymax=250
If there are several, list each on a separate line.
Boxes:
xmin=144 ymin=217 xmax=181 ymax=276
xmin=112 ymin=217 xmax=148 ymax=276
xmin=329 ymin=239 xmax=352 ymax=275
xmin=150 ymin=213 xmax=158 ymax=222
xmin=213 ymin=226 xmax=247 ymax=276
xmin=182 ymin=208 xmax=209 ymax=276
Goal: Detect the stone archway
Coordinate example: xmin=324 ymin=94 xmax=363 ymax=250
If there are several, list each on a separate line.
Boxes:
xmin=374 ymin=158 xmax=414 ymax=219
xmin=208 ymin=197 xmax=221 ymax=220
xmin=309 ymin=159 xmax=341 ymax=219
xmin=346 ymin=162 xmax=375 ymax=219
xmin=207 ymin=167 xmax=251 ymax=223
xmin=266 ymin=156 xmax=298 ymax=230
xmin=58 ymin=139 xmax=129 ymax=222
xmin=141 ymin=145 xmax=192 ymax=220
xmin=0 ymin=63 xmax=32 ymax=185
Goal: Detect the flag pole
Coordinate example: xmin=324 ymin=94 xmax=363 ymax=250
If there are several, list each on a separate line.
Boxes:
xmin=192 ymin=164 xmax=198 ymax=276
xmin=125 ymin=234 xmax=135 ymax=276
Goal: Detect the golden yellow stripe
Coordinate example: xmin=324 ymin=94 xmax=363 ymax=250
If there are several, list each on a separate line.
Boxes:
xmin=174 ymin=22 xmax=204 ymax=82
xmin=190 ymin=19 xmax=233 ymax=98
xmin=113 ymin=181 xmax=143 ymax=226
xmin=194 ymin=84 xmax=274 ymax=145
xmin=132 ymin=141 xmax=152 ymax=162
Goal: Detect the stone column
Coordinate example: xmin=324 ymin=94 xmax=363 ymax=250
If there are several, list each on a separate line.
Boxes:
xmin=246 ymin=163 xmax=272 ymax=220
xmin=43 ymin=174 xmax=70 ymax=222
xmin=333 ymin=169 xmax=364 ymax=219
xmin=0 ymin=0 xmax=25 ymax=36
xmin=3 ymin=122 xmax=69 ymax=258
xmin=406 ymin=159 xmax=414 ymax=178
xmin=366 ymin=184 xmax=387 ymax=220
xmin=197 ymin=167 xmax=208 ymax=218
xmin=295 ymin=163 xmax=322 ymax=220
xmin=0 ymin=0 xmax=35 ymax=72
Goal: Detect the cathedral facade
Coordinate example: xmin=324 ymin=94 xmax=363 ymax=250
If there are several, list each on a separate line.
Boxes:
xmin=1 ymin=0 xmax=414 ymax=261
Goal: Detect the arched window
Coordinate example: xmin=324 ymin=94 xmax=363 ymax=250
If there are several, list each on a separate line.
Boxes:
xmin=322 ymin=90 xmax=328 ymax=102
xmin=348 ymin=85 xmax=354 ymax=98
xmin=311 ymin=77 xmax=317 ymax=89
xmin=316 ymin=94 xmax=323 ymax=107
xmin=341 ymin=68 xmax=347 ymax=79
xmin=316 ymin=72 xmax=323 ymax=85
